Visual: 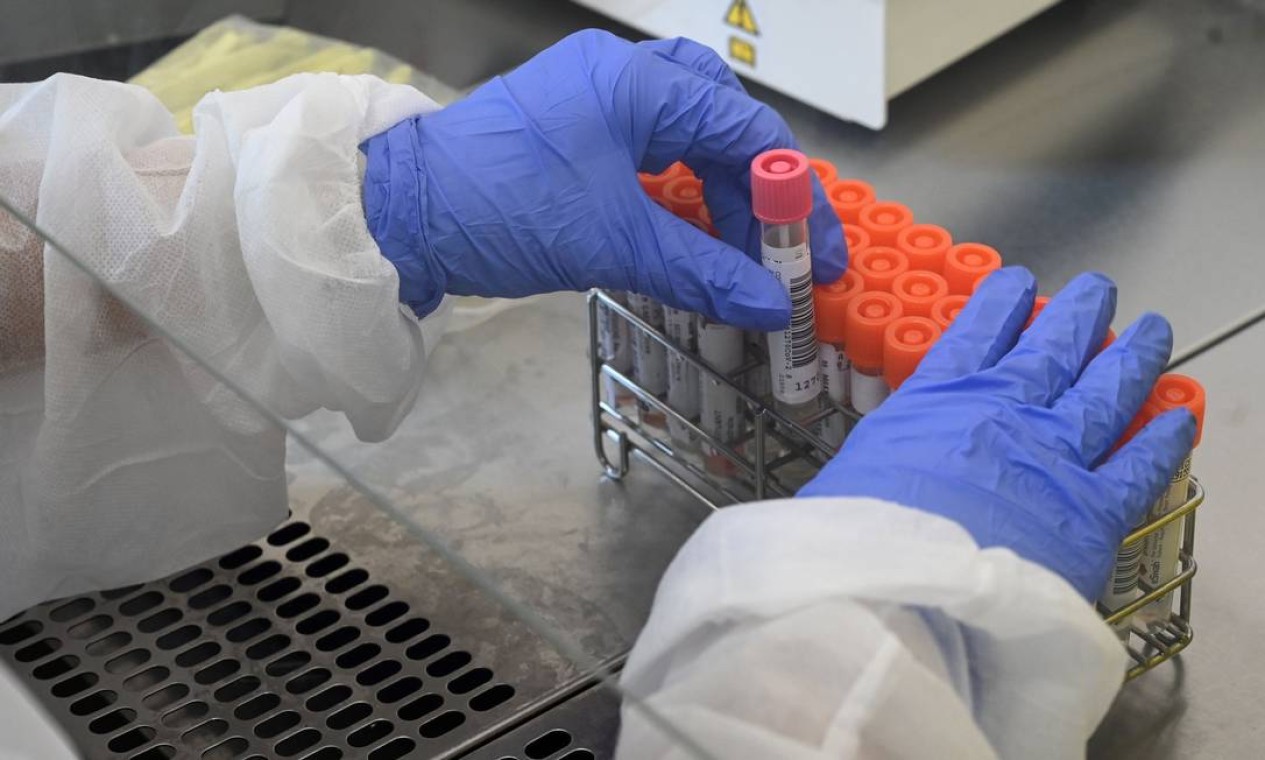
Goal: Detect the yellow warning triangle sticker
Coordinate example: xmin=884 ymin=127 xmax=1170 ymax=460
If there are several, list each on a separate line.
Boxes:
xmin=724 ymin=0 xmax=760 ymax=36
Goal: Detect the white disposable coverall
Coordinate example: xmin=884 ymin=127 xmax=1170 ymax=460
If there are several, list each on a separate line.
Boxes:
xmin=0 ymin=75 xmax=1125 ymax=759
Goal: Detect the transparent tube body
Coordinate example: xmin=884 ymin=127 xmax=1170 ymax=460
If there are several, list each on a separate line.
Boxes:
xmin=698 ymin=319 xmax=746 ymax=478
xmin=760 ymin=218 xmax=820 ymax=422
xmin=597 ymin=291 xmax=633 ymax=408
xmin=663 ymin=306 xmax=700 ymax=450
xmin=849 ymin=364 xmax=888 ymax=414
xmin=1136 ymin=451 xmax=1193 ymax=628
xmin=628 ymin=293 xmax=668 ymax=430
xmin=816 ymin=340 xmax=849 ymax=448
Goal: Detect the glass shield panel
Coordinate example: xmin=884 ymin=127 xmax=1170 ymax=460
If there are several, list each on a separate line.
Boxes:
xmin=1 ymin=13 xmax=719 ymax=760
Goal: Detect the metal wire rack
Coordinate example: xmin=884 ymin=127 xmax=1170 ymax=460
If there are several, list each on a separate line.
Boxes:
xmin=588 ymin=289 xmax=1202 ymax=681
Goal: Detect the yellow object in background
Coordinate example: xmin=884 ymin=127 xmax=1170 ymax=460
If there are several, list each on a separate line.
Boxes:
xmin=130 ymin=15 xmax=457 ymax=133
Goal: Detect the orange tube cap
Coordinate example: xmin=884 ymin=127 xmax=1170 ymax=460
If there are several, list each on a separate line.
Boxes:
xmin=813 ymin=269 xmax=865 ymax=345
xmin=663 ymin=176 xmax=705 ymax=221
xmin=827 ymin=179 xmax=876 ymax=225
xmin=845 ymin=291 xmax=904 ymax=371
xmin=892 ymin=270 xmax=950 ymax=318
xmin=944 ymin=243 xmax=1002 ymax=295
xmin=884 ymin=316 xmax=942 ymax=390
xmin=809 ymin=158 xmax=838 ymax=187
xmin=852 ymin=246 xmax=911 ymax=293
xmin=896 ymin=224 xmax=953 ymax=273
xmin=930 ymin=294 xmax=970 ymax=332
xmin=858 ymin=201 xmax=914 ymax=247
xmin=1147 ymin=374 xmax=1207 ymax=448
xmin=844 ymin=224 xmax=871 ymax=257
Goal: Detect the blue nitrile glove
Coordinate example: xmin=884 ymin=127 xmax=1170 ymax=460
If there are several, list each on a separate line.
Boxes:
xmin=362 ymin=30 xmax=846 ymax=329
xmin=800 ymin=268 xmax=1197 ymax=599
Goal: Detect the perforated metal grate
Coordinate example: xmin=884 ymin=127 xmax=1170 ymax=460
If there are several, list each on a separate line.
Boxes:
xmin=1 ymin=518 xmax=525 ymax=759
xmin=466 ymin=685 xmax=617 ymax=760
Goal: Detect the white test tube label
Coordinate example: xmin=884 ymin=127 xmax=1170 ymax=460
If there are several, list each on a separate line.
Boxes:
xmin=849 ymin=367 xmax=889 ymax=415
xmin=597 ymin=292 xmax=632 ymax=403
xmin=1101 ymin=539 xmax=1143 ymax=639
xmin=760 ymin=240 xmax=819 ymax=406
xmin=699 ymin=321 xmax=745 ymax=451
xmin=628 ymin=294 xmax=668 ymax=397
xmin=664 ymin=306 xmax=701 ymax=445
xmin=816 ymin=342 xmax=849 ymax=447
xmin=1137 ymin=453 xmax=1193 ymax=627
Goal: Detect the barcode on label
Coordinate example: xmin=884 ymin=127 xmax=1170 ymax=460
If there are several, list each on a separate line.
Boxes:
xmin=1111 ymin=541 xmax=1143 ymax=595
xmin=788 ymin=272 xmax=816 ymax=368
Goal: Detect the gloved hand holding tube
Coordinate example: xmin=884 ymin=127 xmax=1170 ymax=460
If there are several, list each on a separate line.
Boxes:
xmin=361 ymin=30 xmax=846 ymax=331
xmin=800 ymin=268 xmax=1197 ymax=600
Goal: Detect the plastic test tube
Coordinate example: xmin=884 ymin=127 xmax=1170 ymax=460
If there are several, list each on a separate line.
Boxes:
xmin=892 ymin=270 xmax=950 ymax=318
xmin=1136 ymin=374 xmax=1206 ymax=629
xmin=944 ymin=243 xmax=1002 ymax=295
xmin=628 ymin=293 xmax=669 ymax=429
xmin=596 ymin=291 xmax=634 ymax=406
xmin=751 ymin=149 xmax=822 ymax=420
xmin=698 ymin=317 xmax=747 ymax=478
xmin=845 ymin=291 xmax=904 ymax=414
xmin=883 ymin=316 xmax=942 ymax=390
xmin=852 ymin=246 xmax=911 ymax=293
xmin=858 ymin=200 xmax=914 ymax=247
xmin=930 ymin=294 xmax=970 ymax=332
xmin=661 ymin=176 xmax=709 ymax=448
xmin=813 ymin=269 xmax=865 ymax=448
xmin=897 ymin=224 xmax=953 ymax=273
xmin=827 ymin=179 xmax=876 ymax=226
xmin=627 ymin=168 xmax=691 ymax=430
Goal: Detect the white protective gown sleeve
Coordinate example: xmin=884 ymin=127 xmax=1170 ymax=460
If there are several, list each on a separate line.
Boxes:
xmin=616 ymin=498 xmax=1126 ymax=760
xmin=0 ymin=73 xmax=445 ymax=620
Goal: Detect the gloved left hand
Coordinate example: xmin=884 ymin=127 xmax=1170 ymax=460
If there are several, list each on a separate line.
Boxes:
xmin=361 ymin=30 xmax=846 ymax=329
xmin=799 ymin=268 xmax=1196 ymax=599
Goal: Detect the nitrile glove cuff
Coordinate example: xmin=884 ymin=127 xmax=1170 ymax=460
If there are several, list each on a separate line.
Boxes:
xmin=362 ymin=116 xmax=447 ymax=319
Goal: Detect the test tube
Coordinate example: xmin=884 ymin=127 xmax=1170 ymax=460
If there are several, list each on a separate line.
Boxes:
xmin=943 ymin=243 xmax=1002 ymax=295
xmin=930 ymin=294 xmax=970 ymax=333
xmin=883 ymin=316 xmax=942 ymax=390
xmin=852 ymin=246 xmax=911 ymax=293
xmin=808 ymin=157 xmax=838 ymax=187
xmin=661 ymin=176 xmax=709 ymax=449
xmin=628 ymin=292 xmax=669 ymax=429
xmin=750 ymin=149 xmax=822 ymax=420
xmin=858 ymin=200 xmax=914 ymax=247
xmin=628 ymin=165 xmax=691 ymax=429
xmin=1135 ymin=374 xmax=1206 ymax=630
xmin=596 ymin=291 xmax=634 ymax=407
xmin=827 ymin=179 xmax=876 ymax=226
xmin=813 ymin=269 xmax=865 ymax=448
xmin=698 ymin=317 xmax=747 ymax=478
xmin=892 ymin=270 xmax=950 ymax=318
xmin=896 ymin=224 xmax=953 ymax=273
xmin=845 ymin=291 xmax=904 ymax=414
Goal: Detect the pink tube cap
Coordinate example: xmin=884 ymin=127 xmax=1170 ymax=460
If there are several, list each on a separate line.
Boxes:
xmin=751 ymin=149 xmax=812 ymax=224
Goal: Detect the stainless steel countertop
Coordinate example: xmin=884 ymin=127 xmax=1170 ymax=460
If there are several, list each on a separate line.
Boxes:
xmin=280 ymin=0 xmax=1265 ymax=756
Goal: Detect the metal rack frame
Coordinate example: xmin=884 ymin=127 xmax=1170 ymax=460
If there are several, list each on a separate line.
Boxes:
xmin=588 ymin=289 xmax=1203 ymax=681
